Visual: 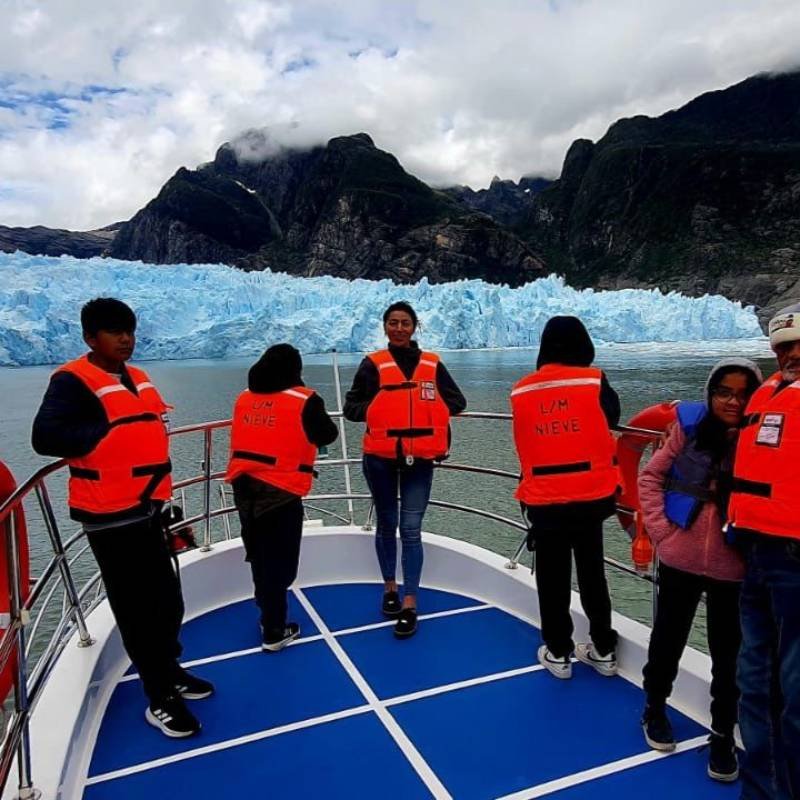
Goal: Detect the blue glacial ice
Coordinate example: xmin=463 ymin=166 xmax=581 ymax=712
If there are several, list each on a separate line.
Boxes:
xmin=0 ymin=252 xmax=764 ymax=367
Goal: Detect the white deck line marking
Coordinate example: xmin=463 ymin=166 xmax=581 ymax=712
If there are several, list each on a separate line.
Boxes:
xmin=384 ymin=664 xmax=545 ymax=707
xmin=294 ymin=587 xmax=454 ymax=800
xmin=334 ymin=603 xmax=489 ymax=637
xmin=494 ymin=734 xmax=710 ymax=800
xmin=85 ymin=704 xmax=372 ymax=786
xmin=117 ymin=634 xmax=325 ymax=683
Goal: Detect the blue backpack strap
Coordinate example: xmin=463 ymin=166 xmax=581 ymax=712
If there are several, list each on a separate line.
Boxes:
xmin=676 ymin=401 xmax=707 ymax=438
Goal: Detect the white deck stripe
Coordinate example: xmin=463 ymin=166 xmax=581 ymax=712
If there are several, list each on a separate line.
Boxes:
xmin=85 ymin=704 xmax=372 ymax=786
xmin=334 ymin=603 xmax=489 ymax=637
xmin=494 ymin=734 xmax=709 ymax=800
xmin=384 ymin=664 xmax=545 ymax=707
xmin=294 ymin=587 xmax=454 ymax=800
xmin=117 ymin=634 xmax=326 ymax=682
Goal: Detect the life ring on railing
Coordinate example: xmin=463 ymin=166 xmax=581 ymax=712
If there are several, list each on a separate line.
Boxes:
xmin=0 ymin=460 xmax=31 ymax=701
xmin=616 ymin=402 xmax=679 ymax=573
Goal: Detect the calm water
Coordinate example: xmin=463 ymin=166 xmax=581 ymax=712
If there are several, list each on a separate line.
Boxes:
xmin=0 ymin=340 xmax=774 ymax=650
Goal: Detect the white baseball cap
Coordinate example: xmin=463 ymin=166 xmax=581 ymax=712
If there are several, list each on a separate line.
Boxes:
xmin=768 ymin=302 xmax=800 ymax=350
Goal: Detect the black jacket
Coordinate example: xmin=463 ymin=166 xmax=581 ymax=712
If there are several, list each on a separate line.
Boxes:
xmin=343 ymin=342 xmax=467 ymax=422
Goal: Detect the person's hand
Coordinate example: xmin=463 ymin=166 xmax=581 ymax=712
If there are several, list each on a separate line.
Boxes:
xmin=657 ymin=420 xmax=676 ymax=449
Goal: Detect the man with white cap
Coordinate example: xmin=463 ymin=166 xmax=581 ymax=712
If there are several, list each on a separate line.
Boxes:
xmin=728 ymin=302 xmax=800 ymax=800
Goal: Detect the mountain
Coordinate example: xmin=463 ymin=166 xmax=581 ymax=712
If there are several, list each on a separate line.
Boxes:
xmin=0 ymin=224 xmax=117 ymax=258
xmin=519 ymin=70 xmax=800 ymax=321
xmin=108 ymin=132 xmax=546 ymax=286
xmin=442 ymin=176 xmax=552 ymax=226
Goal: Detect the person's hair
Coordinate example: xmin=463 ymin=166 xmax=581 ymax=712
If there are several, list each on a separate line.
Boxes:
xmin=248 ymin=343 xmax=303 ymax=393
xmin=696 ymin=366 xmax=761 ymax=453
xmin=81 ymin=298 xmax=136 ymax=337
xmin=536 ymin=316 xmax=594 ymax=369
xmin=382 ymin=301 xmax=418 ymax=328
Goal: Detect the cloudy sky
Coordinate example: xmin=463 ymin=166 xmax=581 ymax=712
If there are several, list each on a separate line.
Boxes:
xmin=1 ymin=0 xmax=799 ymax=230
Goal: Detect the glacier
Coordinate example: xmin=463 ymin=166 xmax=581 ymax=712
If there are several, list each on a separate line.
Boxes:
xmin=0 ymin=251 xmax=764 ymax=367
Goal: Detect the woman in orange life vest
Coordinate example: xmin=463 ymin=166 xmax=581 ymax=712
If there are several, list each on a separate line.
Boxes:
xmin=226 ymin=344 xmax=338 ymax=651
xmin=510 ymin=316 xmax=621 ymax=679
xmin=638 ymin=358 xmax=761 ymax=782
xmin=344 ymin=302 xmax=466 ymax=638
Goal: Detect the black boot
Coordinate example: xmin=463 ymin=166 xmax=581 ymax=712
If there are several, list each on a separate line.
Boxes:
xmin=707 ymin=732 xmax=738 ymax=782
xmin=641 ymin=703 xmax=675 ymax=751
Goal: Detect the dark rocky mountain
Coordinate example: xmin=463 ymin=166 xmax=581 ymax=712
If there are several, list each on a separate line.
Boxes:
xmin=519 ymin=70 xmax=800 ymax=322
xmin=109 ymin=132 xmax=546 ymax=285
xmin=443 ymin=176 xmax=552 ymax=226
xmin=0 ymin=224 xmax=116 ymax=258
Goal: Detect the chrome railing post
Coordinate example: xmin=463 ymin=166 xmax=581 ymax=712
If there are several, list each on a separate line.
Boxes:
xmin=5 ymin=511 xmax=41 ymax=799
xmin=201 ymin=427 xmax=213 ymax=551
xmin=505 ymin=531 xmax=529 ymax=570
xmin=331 ymin=350 xmax=355 ymax=524
xmin=35 ymin=483 xmax=93 ymax=647
xmin=361 ymin=502 xmax=374 ymax=531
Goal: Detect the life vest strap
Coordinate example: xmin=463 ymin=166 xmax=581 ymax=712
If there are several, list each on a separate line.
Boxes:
xmin=742 ymin=413 xmax=762 ymax=428
xmin=298 ymin=464 xmax=320 ymax=477
xmin=532 ymin=461 xmax=591 ymax=476
xmin=732 ymin=477 xmax=772 ymax=499
xmin=663 ymin=477 xmax=716 ymax=502
xmin=232 ymin=450 xmax=319 ymax=478
xmin=69 ymin=465 xmax=100 ymax=480
xmin=386 ymin=427 xmax=435 ymax=438
xmin=134 ymin=460 xmax=173 ymax=502
xmin=108 ymin=412 xmax=160 ymax=429
xmin=382 ymin=382 xmax=417 ymax=391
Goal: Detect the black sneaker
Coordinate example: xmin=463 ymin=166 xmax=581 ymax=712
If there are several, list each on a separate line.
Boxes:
xmin=145 ymin=694 xmax=201 ymax=738
xmin=382 ymin=590 xmax=402 ymax=618
xmin=394 ymin=608 xmax=417 ymax=639
xmin=174 ymin=668 xmax=214 ymax=700
xmin=641 ymin=704 xmax=676 ymax=751
xmin=707 ymin=732 xmax=739 ymax=782
xmin=262 ymin=622 xmax=300 ymax=652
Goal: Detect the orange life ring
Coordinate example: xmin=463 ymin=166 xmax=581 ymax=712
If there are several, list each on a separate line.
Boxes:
xmin=0 ymin=460 xmax=31 ymax=701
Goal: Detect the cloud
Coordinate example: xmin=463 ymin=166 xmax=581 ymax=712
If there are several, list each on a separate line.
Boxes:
xmin=1 ymin=0 xmax=799 ymax=229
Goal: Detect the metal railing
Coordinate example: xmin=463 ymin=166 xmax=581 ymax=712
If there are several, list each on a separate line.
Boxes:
xmin=0 ymin=356 xmax=662 ymax=799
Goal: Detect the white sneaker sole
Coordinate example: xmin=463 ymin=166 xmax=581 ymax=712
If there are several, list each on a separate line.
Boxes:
xmin=642 ymin=725 xmax=676 ymax=752
xmin=177 ymin=687 xmax=214 ymax=700
xmin=708 ymin=766 xmax=739 ymax=783
xmin=262 ymin=630 xmax=300 ymax=652
xmin=145 ymin=707 xmax=199 ymax=738
xmin=575 ymin=648 xmax=617 ymax=677
xmin=537 ymin=646 xmax=572 ymax=680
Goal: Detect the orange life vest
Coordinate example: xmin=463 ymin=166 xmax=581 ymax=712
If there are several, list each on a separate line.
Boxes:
xmin=510 ymin=364 xmax=619 ymax=506
xmin=363 ymin=350 xmax=450 ymax=461
xmin=57 ymin=355 xmax=172 ymax=522
xmin=728 ymin=372 xmax=800 ymax=541
xmin=225 ymin=386 xmax=319 ymax=497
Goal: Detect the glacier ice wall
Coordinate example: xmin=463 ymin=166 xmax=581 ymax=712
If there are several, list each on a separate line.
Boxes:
xmin=0 ymin=252 xmax=763 ymax=367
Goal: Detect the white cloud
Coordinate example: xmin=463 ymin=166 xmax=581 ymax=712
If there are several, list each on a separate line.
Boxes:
xmin=1 ymin=0 xmax=799 ymax=229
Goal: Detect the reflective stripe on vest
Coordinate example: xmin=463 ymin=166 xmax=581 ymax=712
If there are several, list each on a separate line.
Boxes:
xmin=510 ymin=364 xmax=619 ymax=506
xmin=225 ymin=386 xmax=318 ymax=497
xmin=362 ymin=350 xmax=450 ymax=460
xmin=57 ymin=356 xmax=172 ymax=520
xmin=728 ymin=372 xmax=800 ymax=540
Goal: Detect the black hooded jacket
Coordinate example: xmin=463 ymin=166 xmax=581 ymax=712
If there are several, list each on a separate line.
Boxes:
xmin=524 ymin=316 xmax=621 ymax=528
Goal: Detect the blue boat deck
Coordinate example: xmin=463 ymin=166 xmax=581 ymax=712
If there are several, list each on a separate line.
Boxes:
xmin=82 ymin=583 xmax=737 ymax=799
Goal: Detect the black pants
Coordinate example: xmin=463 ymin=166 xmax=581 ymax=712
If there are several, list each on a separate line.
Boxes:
xmin=643 ymin=562 xmax=741 ymax=736
xmin=87 ymin=515 xmax=184 ymax=703
xmin=239 ymin=498 xmax=304 ymax=634
xmin=532 ymin=517 xmax=618 ymax=658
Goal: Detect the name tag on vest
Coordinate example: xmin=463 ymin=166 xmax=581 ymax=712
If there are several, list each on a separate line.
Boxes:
xmin=756 ymin=413 xmax=784 ymax=447
xmin=420 ymin=381 xmax=436 ymax=401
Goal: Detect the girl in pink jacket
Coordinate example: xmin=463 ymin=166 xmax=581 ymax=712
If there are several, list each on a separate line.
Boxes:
xmin=638 ymin=357 xmax=762 ymax=783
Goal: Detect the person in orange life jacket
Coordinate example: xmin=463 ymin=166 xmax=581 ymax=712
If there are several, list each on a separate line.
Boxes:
xmin=226 ymin=344 xmax=338 ymax=651
xmin=344 ymin=301 xmax=466 ymax=639
xmin=31 ymin=298 xmax=212 ymax=740
xmin=729 ymin=303 xmax=800 ymax=800
xmin=510 ymin=316 xmax=621 ymax=680
xmin=638 ymin=359 xmax=762 ymax=782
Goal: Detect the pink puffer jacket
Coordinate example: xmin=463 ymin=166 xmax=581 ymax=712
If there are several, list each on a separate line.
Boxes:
xmin=638 ymin=424 xmax=745 ymax=582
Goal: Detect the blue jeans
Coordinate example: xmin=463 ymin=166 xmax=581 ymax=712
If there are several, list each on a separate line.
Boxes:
xmin=738 ymin=536 xmax=800 ymax=800
xmin=362 ymin=454 xmax=434 ymax=598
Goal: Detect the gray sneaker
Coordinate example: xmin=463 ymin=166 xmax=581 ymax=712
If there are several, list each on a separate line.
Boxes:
xmin=537 ymin=645 xmax=572 ymax=679
xmin=575 ymin=643 xmax=617 ymax=677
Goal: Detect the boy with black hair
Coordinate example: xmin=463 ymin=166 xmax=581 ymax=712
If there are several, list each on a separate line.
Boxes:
xmin=32 ymin=297 xmax=212 ymax=738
